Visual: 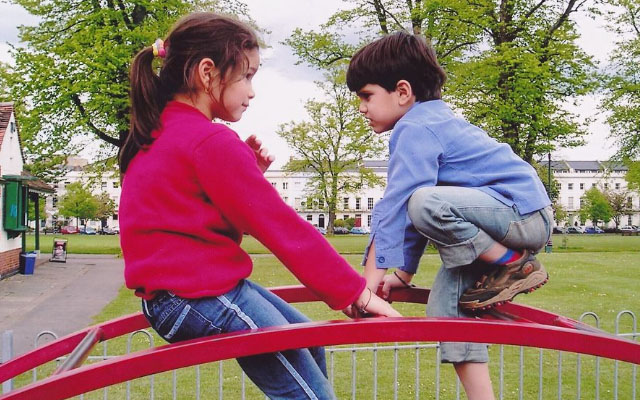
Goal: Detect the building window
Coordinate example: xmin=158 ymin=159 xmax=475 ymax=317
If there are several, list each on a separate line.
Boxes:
xmin=628 ymin=197 xmax=633 ymax=208
xmin=283 ymin=182 xmax=288 ymax=190
xmin=306 ymin=214 xmax=313 ymax=222
xmin=568 ymin=183 xmax=573 ymax=190
xmin=580 ymin=198 xmax=585 ymax=208
xmin=628 ymin=215 xmax=633 ymax=225
xmin=9 ymin=122 xmax=15 ymax=133
xmin=113 ymin=181 xmax=119 ymax=188
xmin=592 ymin=183 xmax=596 ymax=188
xmin=615 ymin=183 xmax=620 ymax=190
xmin=367 ymin=215 xmax=372 ymax=226
xmin=112 ymin=213 xmax=118 ymax=221
xmin=368 ymin=198 xmax=374 ymax=210
xmin=579 ymin=183 xmax=584 ymax=190
xmin=307 ymin=197 xmax=313 ymax=209
xmin=283 ymin=196 xmax=288 ymax=204
xmin=604 ymin=183 xmax=609 ymax=190
xmin=568 ymin=197 xmax=574 ymax=209
xmin=344 ymin=215 xmax=350 ymax=220
xmin=52 ymin=196 xmax=58 ymax=208
xmin=318 ymin=199 xmax=324 ymax=209
xmin=356 ymin=198 xmax=361 ymax=210
xmin=343 ymin=197 xmax=349 ymax=209
xmin=101 ymin=182 xmax=107 ymax=189
xmin=271 ymin=182 xmax=277 ymax=187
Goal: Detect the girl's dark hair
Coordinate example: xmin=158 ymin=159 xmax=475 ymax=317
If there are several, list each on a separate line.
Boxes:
xmin=346 ymin=31 xmax=446 ymax=102
xmin=120 ymin=12 xmax=259 ymax=173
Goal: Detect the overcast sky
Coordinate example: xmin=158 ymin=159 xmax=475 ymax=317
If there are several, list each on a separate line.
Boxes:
xmin=0 ymin=0 xmax=619 ymax=166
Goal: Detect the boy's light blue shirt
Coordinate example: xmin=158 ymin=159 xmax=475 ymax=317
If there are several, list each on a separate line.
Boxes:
xmin=365 ymin=100 xmax=551 ymax=273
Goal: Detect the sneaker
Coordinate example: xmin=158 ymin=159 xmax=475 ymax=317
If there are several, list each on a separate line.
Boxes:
xmin=459 ymin=250 xmax=548 ymax=311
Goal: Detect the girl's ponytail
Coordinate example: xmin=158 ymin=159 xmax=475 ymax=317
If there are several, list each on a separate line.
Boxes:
xmin=119 ymin=46 xmax=165 ymax=173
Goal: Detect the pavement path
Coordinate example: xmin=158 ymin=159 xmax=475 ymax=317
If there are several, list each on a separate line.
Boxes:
xmin=0 ymin=254 xmax=124 ymax=358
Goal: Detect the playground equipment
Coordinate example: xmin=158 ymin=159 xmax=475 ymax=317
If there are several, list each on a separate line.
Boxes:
xmin=0 ymin=285 xmax=638 ymax=399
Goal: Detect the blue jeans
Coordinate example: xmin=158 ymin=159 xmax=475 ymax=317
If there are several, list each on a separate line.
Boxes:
xmin=408 ymin=186 xmax=552 ymax=363
xmin=142 ymin=280 xmax=335 ymax=399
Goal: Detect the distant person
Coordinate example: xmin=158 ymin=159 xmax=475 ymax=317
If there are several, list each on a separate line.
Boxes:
xmin=119 ymin=12 xmax=399 ymax=399
xmin=345 ymin=31 xmax=552 ymax=399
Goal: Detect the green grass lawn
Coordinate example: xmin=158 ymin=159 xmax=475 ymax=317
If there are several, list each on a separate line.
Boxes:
xmin=26 ymin=232 xmax=640 ymax=255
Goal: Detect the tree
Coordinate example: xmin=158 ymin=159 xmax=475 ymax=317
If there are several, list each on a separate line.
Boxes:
xmin=605 ymin=189 xmax=632 ymax=229
xmin=579 ymin=187 xmax=612 ymax=227
xmin=277 ymin=69 xmax=386 ymax=234
xmin=602 ymin=0 xmax=640 ymax=160
xmin=58 ymin=182 xmax=99 ymax=227
xmin=552 ymin=202 xmax=567 ymax=226
xmin=285 ymin=0 xmax=598 ymax=164
xmin=95 ymin=192 xmax=117 ymax=229
xmin=5 ymin=0 xmax=253 ymax=170
xmin=0 ymin=63 xmax=11 ymax=102
xmin=27 ymin=196 xmax=47 ymax=222
xmin=626 ymin=160 xmax=640 ymax=193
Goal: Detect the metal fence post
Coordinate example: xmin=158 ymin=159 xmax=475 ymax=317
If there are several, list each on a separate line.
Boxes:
xmin=2 ymin=330 xmax=14 ymax=394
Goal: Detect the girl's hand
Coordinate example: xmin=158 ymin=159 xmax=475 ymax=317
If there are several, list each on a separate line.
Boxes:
xmin=342 ymin=288 xmax=402 ymax=318
xmin=245 ymin=134 xmax=275 ymax=173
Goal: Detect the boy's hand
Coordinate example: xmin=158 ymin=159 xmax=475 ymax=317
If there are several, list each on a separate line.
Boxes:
xmin=245 ymin=135 xmax=275 ymax=173
xmin=380 ymin=270 xmax=415 ymax=300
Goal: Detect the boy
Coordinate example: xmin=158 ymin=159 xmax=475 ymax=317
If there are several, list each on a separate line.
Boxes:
xmin=346 ymin=31 xmax=552 ymax=399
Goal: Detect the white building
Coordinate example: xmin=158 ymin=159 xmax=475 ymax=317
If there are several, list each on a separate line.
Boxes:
xmin=46 ymin=158 xmax=639 ymax=231
xmin=551 ymin=160 xmax=639 ymax=228
xmin=45 ymin=156 xmax=121 ymax=230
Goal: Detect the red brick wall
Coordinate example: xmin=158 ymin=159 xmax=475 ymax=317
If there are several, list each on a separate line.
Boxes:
xmin=0 ymin=248 xmax=22 ymax=278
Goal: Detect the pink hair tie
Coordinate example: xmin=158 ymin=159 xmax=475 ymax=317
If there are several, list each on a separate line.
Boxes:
xmin=152 ymin=39 xmax=166 ymax=58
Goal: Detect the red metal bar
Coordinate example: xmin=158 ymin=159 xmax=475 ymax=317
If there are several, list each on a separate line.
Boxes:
xmin=0 ymin=313 xmax=148 ymax=384
xmin=52 ymin=328 xmax=102 ymax=375
xmin=1 ymin=317 xmax=639 ymax=400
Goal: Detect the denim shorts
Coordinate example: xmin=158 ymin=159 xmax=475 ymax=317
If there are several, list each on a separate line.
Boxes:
xmin=408 ymin=186 xmax=552 ymax=363
xmin=142 ymin=279 xmax=335 ymax=399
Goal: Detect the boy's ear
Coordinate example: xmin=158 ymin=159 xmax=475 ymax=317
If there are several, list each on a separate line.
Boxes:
xmin=395 ymin=80 xmax=414 ymax=105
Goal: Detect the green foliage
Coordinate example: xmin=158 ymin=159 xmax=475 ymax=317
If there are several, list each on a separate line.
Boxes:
xmin=0 ymin=62 xmax=12 ymax=102
xmin=5 ymin=0 xmax=253 ymax=172
xmin=277 ymin=69 xmax=386 ymax=232
xmin=579 ymin=187 xmax=613 ymax=226
xmin=343 ymin=217 xmax=356 ymax=230
xmin=534 ymin=160 xmax=559 ymax=202
xmin=333 ymin=219 xmax=346 ymax=228
xmin=552 ymin=202 xmax=567 ymax=225
xmin=285 ymin=0 xmax=598 ymax=164
xmin=95 ymin=192 xmax=117 ymax=221
xmin=605 ymin=189 xmax=632 ymax=228
xmin=58 ymin=182 xmax=99 ymax=225
xmin=625 ymin=159 xmax=640 ymax=193
xmin=27 ymin=196 xmax=47 ymax=221
xmin=602 ymin=0 xmax=640 ymax=159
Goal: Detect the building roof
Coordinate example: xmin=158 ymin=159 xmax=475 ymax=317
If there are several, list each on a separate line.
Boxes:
xmin=0 ymin=102 xmax=14 ymax=149
xmin=0 ymin=102 xmax=25 ymax=162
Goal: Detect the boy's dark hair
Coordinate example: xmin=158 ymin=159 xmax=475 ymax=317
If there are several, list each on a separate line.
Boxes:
xmin=120 ymin=12 xmax=258 ymax=173
xmin=346 ymin=31 xmax=446 ymax=101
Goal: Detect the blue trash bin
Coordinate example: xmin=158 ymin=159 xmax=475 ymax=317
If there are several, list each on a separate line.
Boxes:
xmin=19 ymin=252 xmax=37 ymax=275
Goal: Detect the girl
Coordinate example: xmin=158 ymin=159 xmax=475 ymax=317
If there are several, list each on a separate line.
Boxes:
xmin=119 ymin=12 xmax=400 ymax=400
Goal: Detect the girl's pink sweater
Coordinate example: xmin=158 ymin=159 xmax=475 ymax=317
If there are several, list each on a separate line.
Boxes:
xmin=120 ymin=101 xmax=365 ymax=310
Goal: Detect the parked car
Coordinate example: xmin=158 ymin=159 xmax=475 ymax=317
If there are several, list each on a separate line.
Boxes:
xmin=61 ymin=226 xmax=79 ymax=234
xmin=333 ymin=227 xmax=350 ymax=234
xmin=552 ymin=226 xmax=566 ymax=234
xmin=566 ymin=226 xmax=584 ymax=234
xmin=99 ymin=227 xmax=118 ymax=235
xmin=42 ymin=226 xmax=60 ymax=234
xmin=584 ymin=226 xmax=604 ymax=234
xmin=350 ymin=227 xmax=370 ymax=235
xmin=315 ymin=226 xmax=327 ymax=235
xmin=81 ymin=226 xmax=97 ymax=235
xmin=620 ymin=226 xmax=637 ymax=233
